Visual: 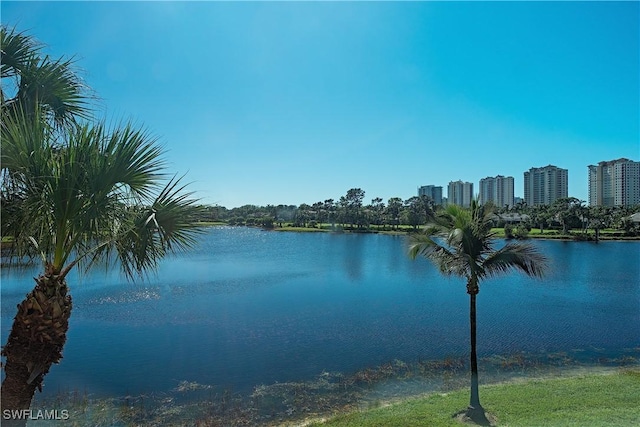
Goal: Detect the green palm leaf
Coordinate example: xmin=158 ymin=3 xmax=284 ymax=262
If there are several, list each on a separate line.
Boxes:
xmin=1 ymin=26 xmax=42 ymax=79
xmin=112 ymin=177 xmax=205 ymax=280
xmin=481 ymin=243 xmax=547 ymax=279
xmin=1 ymin=25 xmax=93 ymax=127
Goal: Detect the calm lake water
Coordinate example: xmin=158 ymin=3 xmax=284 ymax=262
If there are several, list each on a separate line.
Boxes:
xmin=1 ymin=227 xmax=639 ymax=399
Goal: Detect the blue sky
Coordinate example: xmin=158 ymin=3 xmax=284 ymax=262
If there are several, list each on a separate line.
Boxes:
xmin=2 ymin=1 xmax=638 ymax=208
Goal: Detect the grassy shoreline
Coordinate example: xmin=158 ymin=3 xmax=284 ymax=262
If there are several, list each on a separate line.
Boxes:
xmin=305 ymin=368 xmax=640 ymax=427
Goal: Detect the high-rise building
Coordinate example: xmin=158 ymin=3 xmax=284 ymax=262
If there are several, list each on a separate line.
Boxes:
xmin=479 ymin=175 xmax=514 ymax=208
xmin=448 ymin=180 xmax=473 ymax=208
xmin=523 ymin=165 xmax=568 ymax=206
xmin=588 ymin=158 xmax=640 ymax=207
xmin=417 ymin=185 xmax=443 ymax=206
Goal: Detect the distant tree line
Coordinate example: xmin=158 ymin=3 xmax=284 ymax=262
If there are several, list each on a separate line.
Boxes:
xmin=195 ymin=190 xmax=640 ymax=237
xmin=502 ymin=197 xmax=640 ymax=239
xmin=198 ymin=189 xmax=436 ymax=231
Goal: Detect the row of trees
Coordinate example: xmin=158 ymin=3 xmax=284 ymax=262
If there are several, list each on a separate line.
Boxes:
xmin=198 ymin=191 xmax=640 ymax=236
xmin=515 ymin=197 xmax=639 ymax=236
xmin=201 ymin=190 xmax=437 ymax=231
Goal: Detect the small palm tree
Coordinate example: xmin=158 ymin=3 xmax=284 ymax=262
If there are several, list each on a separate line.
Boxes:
xmin=409 ymin=201 xmax=547 ymax=424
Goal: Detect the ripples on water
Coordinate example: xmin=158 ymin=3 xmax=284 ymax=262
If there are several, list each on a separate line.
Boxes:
xmin=1 ymin=227 xmax=639 ymax=403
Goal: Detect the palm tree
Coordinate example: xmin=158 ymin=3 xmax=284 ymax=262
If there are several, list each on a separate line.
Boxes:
xmin=1 ymin=27 xmax=203 ymax=425
xmin=409 ymin=202 xmax=547 ymax=424
xmin=1 ymin=107 xmax=203 ymax=423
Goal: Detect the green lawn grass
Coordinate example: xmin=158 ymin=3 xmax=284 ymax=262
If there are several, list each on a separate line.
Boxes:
xmin=307 ymin=369 xmax=640 ymax=427
xmin=194 ymin=221 xmax=228 ymax=226
xmin=273 ymin=226 xmax=328 ymax=232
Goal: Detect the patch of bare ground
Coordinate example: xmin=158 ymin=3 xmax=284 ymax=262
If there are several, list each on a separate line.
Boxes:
xmin=453 ymin=407 xmax=498 ymax=426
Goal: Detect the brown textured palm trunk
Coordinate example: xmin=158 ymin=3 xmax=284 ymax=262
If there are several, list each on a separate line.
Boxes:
xmin=1 ymin=274 xmax=72 ymax=427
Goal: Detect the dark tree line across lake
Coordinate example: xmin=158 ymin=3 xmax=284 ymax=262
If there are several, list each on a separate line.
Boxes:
xmin=197 ymin=188 xmax=640 ymax=238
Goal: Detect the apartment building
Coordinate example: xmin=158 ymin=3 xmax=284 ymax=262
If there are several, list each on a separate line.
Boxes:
xmin=479 ymin=175 xmax=514 ymax=208
xmin=523 ymin=165 xmax=568 ymax=206
xmin=417 ymin=185 xmax=443 ymax=206
xmin=588 ymin=158 xmax=640 ymax=207
xmin=448 ymin=180 xmax=473 ymax=208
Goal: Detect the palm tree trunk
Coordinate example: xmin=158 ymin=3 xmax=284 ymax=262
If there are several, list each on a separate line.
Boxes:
xmin=1 ymin=274 xmax=72 ymax=426
xmin=466 ymin=287 xmax=491 ymax=425
xmin=468 ymin=291 xmax=481 ymax=409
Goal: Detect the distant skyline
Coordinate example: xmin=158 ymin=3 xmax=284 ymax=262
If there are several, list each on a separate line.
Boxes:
xmin=2 ymin=1 xmax=638 ymax=208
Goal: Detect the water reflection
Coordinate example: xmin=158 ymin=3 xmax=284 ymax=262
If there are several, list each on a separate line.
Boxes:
xmin=343 ymin=234 xmax=365 ymax=281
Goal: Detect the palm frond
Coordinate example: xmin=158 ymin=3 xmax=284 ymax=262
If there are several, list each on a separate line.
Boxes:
xmin=481 ymin=243 xmax=548 ymax=279
xmin=1 ymin=25 xmax=93 ymax=127
xmin=1 ymin=109 xmax=200 ymax=278
xmin=0 ymin=106 xmax=57 ymax=265
xmin=150 ymin=175 xmax=204 ymax=251
xmin=33 ymin=55 xmax=93 ymax=125
xmin=100 ymin=121 xmax=166 ymax=198
xmin=1 ymin=26 xmax=202 ymax=284
xmin=1 ymin=25 xmax=43 ymax=79
xmin=16 ymin=54 xmax=93 ymax=126
xmin=409 ymin=201 xmax=547 ymax=286
xmin=112 ymin=176 xmax=205 ymax=280
xmin=408 ymin=227 xmax=464 ymax=277
xmin=408 ymin=228 xmax=441 ymax=259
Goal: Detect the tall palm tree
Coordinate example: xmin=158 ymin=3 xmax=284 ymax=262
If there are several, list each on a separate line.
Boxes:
xmin=409 ymin=201 xmax=547 ymax=424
